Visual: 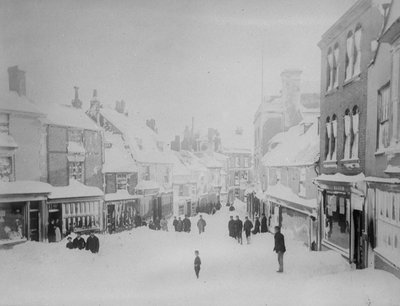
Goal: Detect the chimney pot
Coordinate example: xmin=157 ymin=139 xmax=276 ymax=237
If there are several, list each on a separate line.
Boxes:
xmin=8 ymin=66 xmax=26 ymax=96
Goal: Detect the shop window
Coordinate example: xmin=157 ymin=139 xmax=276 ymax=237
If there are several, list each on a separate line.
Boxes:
xmin=323 ymin=194 xmax=350 ymax=251
xmin=0 ymin=113 xmax=9 ymax=135
xmin=0 ymin=156 xmax=13 ymax=182
xmin=351 ymin=107 xmax=359 ymax=159
xmin=116 ymin=173 xmax=128 ymax=190
xmin=344 ymin=109 xmax=351 ymax=159
xmin=0 ymin=202 xmax=26 ymax=241
xmin=235 ymin=156 xmax=240 ymax=168
xmin=69 ymin=161 xmax=84 ymax=183
xmin=345 ymin=31 xmax=354 ymax=81
xmin=377 ymin=84 xmax=391 ymax=150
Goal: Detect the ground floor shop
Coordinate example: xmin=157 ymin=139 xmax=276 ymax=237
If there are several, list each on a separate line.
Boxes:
xmin=366 ymin=178 xmax=400 ymax=278
xmin=315 ymin=174 xmax=367 ymax=268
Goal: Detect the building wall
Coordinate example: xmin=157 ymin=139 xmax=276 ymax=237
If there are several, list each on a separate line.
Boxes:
xmin=10 ymin=113 xmax=44 ymax=181
xmin=84 ymin=130 xmax=103 ymax=189
xmin=319 ymin=4 xmax=382 ymax=175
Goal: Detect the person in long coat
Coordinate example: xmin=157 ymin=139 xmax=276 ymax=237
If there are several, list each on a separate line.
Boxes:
xmin=261 ymin=213 xmax=268 ymax=233
xmin=55 ymin=219 xmax=61 ymax=242
xmin=72 ymin=232 xmax=86 ymax=250
xmin=160 ymin=218 xmax=168 ymax=231
xmin=172 ymin=216 xmax=178 ymax=231
xmin=183 ymin=216 xmax=191 ymax=233
xmin=273 ymin=226 xmax=286 ymax=272
xmin=197 ymin=215 xmax=206 ymax=234
xmin=86 ymin=232 xmax=100 ymax=253
xmin=243 ymin=217 xmax=253 ymax=244
xmin=252 ymin=216 xmax=261 ymax=235
xmin=177 ymin=217 xmax=183 ymax=232
xmin=234 ymin=216 xmax=243 ymax=244
xmin=48 ymin=219 xmax=56 ymax=243
xmin=228 ymin=216 xmax=235 ymax=238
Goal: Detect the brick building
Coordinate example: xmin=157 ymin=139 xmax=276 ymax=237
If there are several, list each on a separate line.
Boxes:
xmin=314 ymin=0 xmax=382 ymax=268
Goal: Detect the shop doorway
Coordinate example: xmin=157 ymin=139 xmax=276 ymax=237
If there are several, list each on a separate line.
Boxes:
xmin=153 ymin=197 xmax=162 ymax=221
xmin=107 ymin=205 xmax=116 ymax=234
xmin=186 ymin=201 xmax=192 ymax=217
xmin=353 ymin=210 xmax=365 ymax=269
xmin=29 ymin=201 xmax=40 ymax=241
xmin=48 ymin=203 xmax=62 ymax=242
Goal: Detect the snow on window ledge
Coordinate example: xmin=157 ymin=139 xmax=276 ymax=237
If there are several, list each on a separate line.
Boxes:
xmin=343 ymin=74 xmax=361 ymax=87
xmin=323 ymin=160 xmax=337 ymax=168
xmin=341 ymin=158 xmax=360 ymax=169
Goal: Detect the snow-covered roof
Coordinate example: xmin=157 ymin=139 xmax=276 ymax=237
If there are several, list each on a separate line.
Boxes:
xmin=100 ymin=107 xmax=173 ymax=164
xmin=262 ymin=120 xmax=319 ymax=167
xmin=104 ymin=190 xmax=141 ymax=202
xmin=0 ymin=134 xmax=18 ymax=148
xmin=178 ymin=150 xmax=208 ymax=173
xmin=171 ymin=151 xmax=191 ymax=177
xmin=195 ymin=152 xmax=223 ymax=168
xmin=47 ymin=180 xmax=103 ymax=199
xmin=315 ymin=173 xmax=366 ymax=184
xmin=39 ymin=103 xmax=101 ymax=131
xmin=135 ymin=180 xmax=160 ymax=190
xmin=365 ymin=176 xmax=400 ymax=184
xmin=103 ymin=132 xmax=137 ymax=173
xmin=265 ymin=183 xmax=317 ymax=211
xmin=0 ymin=91 xmax=45 ymax=116
xmin=0 ymin=181 xmax=52 ymax=195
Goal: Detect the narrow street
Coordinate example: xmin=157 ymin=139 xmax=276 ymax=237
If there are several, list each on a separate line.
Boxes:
xmin=0 ymin=200 xmax=399 ymax=306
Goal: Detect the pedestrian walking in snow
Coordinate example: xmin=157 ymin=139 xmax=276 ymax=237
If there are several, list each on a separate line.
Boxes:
xmin=228 ymin=216 xmax=235 ymax=238
xmin=261 ymin=213 xmax=268 ymax=233
xmin=252 ymin=216 xmax=260 ymax=235
xmin=160 ymin=217 xmax=168 ymax=231
xmin=194 ymin=250 xmax=201 ymax=279
xmin=172 ymin=216 xmax=178 ymax=231
xmin=243 ymin=217 xmax=253 ymax=244
xmin=48 ymin=219 xmax=56 ymax=243
xmin=86 ymin=232 xmax=100 ymax=253
xmin=273 ymin=226 xmax=286 ymax=273
xmin=177 ymin=217 xmax=183 ymax=232
xmin=234 ymin=216 xmax=243 ymax=244
xmin=183 ymin=216 xmax=191 ymax=233
xmin=55 ymin=219 xmax=61 ymax=242
xmin=197 ymin=215 xmax=206 ymax=234
xmin=66 ymin=237 xmax=73 ymax=249
xmin=72 ymin=232 xmax=86 ymax=250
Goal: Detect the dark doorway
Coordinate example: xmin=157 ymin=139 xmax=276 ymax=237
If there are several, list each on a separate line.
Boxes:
xmin=353 ymin=210 xmax=364 ymax=269
xmin=107 ymin=205 xmax=115 ymax=234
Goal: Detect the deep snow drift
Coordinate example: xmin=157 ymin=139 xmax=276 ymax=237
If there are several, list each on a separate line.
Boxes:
xmin=1 ymin=200 xmax=399 ymax=306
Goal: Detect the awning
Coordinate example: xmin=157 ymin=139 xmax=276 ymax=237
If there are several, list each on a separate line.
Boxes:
xmin=105 ymin=190 xmax=142 ymax=202
xmin=0 ymin=181 xmax=52 ymax=196
xmin=48 ymin=179 xmax=103 ymax=200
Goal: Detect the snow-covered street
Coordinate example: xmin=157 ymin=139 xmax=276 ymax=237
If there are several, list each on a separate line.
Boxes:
xmin=1 ymin=200 xmax=399 ymax=306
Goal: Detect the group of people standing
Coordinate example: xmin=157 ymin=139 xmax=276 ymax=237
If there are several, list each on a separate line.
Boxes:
xmin=66 ymin=232 xmax=100 ymax=254
xmin=48 ymin=219 xmax=62 ymax=243
xmin=172 ymin=215 xmax=207 ymax=234
xmin=148 ymin=217 xmax=168 ymax=231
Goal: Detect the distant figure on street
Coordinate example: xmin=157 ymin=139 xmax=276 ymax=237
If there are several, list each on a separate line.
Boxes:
xmin=86 ymin=232 xmax=100 ymax=253
xmin=252 ymin=216 xmax=260 ymax=235
xmin=177 ymin=217 xmax=183 ymax=232
xmin=55 ymin=219 xmax=62 ymax=242
xmin=261 ymin=213 xmax=268 ymax=233
xmin=73 ymin=232 xmax=86 ymax=250
xmin=160 ymin=217 xmax=168 ymax=231
xmin=234 ymin=216 xmax=243 ymax=244
xmin=154 ymin=217 xmax=161 ymax=230
xmin=228 ymin=216 xmax=235 ymax=238
xmin=273 ymin=226 xmax=286 ymax=273
xmin=197 ymin=215 xmax=206 ymax=234
xmin=172 ymin=216 xmax=178 ymax=231
xmin=243 ymin=217 xmax=253 ymax=244
xmin=66 ymin=237 xmax=74 ymax=249
xmin=134 ymin=214 xmax=142 ymax=228
xmin=148 ymin=220 xmax=156 ymax=230
xmin=216 ymin=201 xmax=222 ymax=210
xmin=229 ymin=205 xmax=235 ymax=211
xmin=183 ymin=216 xmax=191 ymax=233
xmin=194 ymin=250 xmax=201 ymax=279
xmin=48 ymin=219 xmax=56 ymax=243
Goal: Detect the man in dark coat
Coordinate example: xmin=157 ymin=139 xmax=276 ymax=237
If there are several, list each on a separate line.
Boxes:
xmin=154 ymin=217 xmax=161 ymax=230
xmin=228 ymin=216 xmax=235 ymax=238
xmin=234 ymin=216 xmax=243 ymax=244
xmin=134 ymin=214 xmax=142 ymax=228
xmin=243 ymin=217 xmax=253 ymax=244
xmin=229 ymin=205 xmax=235 ymax=211
xmin=261 ymin=213 xmax=268 ymax=233
xmin=86 ymin=232 xmax=100 ymax=253
xmin=197 ymin=215 xmax=206 ymax=234
xmin=73 ymin=232 xmax=86 ymax=250
xmin=66 ymin=237 xmax=74 ymax=249
xmin=48 ymin=219 xmax=56 ymax=243
xmin=273 ymin=226 xmax=286 ymax=272
xmin=194 ymin=250 xmax=201 ymax=279
xmin=183 ymin=216 xmax=191 ymax=233
xmin=172 ymin=216 xmax=178 ymax=231
xmin=177 ymin=217 xmax=183 ymax=232
xmin=252 ymin=216 xmax=261 ymax=234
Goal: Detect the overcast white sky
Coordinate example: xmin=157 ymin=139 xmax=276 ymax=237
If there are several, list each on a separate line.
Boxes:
xmin=0 ymin=0 xmax=357 ymax=146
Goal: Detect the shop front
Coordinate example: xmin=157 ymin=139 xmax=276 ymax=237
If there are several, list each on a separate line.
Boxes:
xmin=105 ymin=191 xmax=141 ymax=234
xmin=47 ymin=180 xmax=104 ymax=238
xmin=314 ymin=174 xmax=367 ymax=268
xmin=365 ymin=177 xmax=400 ymax=278
xmin=0 ymin=181 xmax=52 ymax=246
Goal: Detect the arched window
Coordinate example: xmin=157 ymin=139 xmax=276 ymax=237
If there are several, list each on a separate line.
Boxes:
xmin=345 ymin=31 xmax=354 ymax=81
xmin=344 ymin=109 xmax=351 ymax=159
xmin=353 ymin=24 xmax=362 ymax=76
xmin=351 ymin=106 xmax=359 ymax=159
xmin=325 ymin=117 xmax=331 ymax=161
xmin=331 ymin=114 xmax=337 ymax=161
xmin=327 ymin=48 xmax=333 ymax=91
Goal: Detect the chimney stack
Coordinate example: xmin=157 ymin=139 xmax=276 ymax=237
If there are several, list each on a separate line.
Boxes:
xmin=8 ymin=66 xmax=26 ymax=96
xmin=115 ymin=100 xmax=126 ymax=114
xmin=71 ymin=86 xmax=83 ymax=109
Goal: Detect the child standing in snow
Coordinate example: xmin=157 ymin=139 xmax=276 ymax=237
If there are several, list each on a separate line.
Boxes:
xmin=194 ymin=250 xmax=201 ymax=279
